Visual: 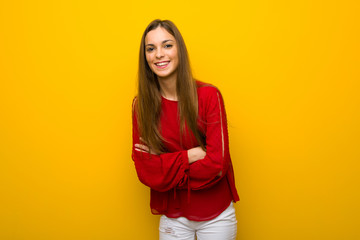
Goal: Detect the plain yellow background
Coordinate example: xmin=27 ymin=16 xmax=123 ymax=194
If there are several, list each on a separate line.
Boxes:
xmin=1 ymin=0 xmax=359 ymax=239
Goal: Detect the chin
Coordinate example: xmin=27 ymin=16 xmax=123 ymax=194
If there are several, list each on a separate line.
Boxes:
xmin=156 ymin=71 xmax=173 ymax=78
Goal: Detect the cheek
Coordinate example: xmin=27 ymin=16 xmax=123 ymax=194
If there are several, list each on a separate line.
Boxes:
xmin=172 ymin=51 xmax=179 ymax=65
xmin=172 ymin=49 xmax=179 ymax=61
xmin=145 ymin=55 xmax=154 ymax=68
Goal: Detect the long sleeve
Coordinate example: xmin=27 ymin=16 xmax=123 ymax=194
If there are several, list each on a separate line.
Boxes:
xmin=131 ymin=84 xmax=239 ymax=220
xmin=131 ymin=98 xmax=190 ymax=192
xmin=187 ymin=87 xmax=231 ymax=190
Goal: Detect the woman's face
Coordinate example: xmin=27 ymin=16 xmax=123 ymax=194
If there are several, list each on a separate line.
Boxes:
xmin=145 ymin=27 xmax=179 ymax=80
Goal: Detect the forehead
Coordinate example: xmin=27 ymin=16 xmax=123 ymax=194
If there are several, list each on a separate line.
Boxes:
xmin=145 ymin=27 xmax=175 ymax=45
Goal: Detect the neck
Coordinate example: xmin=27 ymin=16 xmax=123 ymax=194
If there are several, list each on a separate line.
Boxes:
xmin=158 ymin=74 xmax=177 ymax=101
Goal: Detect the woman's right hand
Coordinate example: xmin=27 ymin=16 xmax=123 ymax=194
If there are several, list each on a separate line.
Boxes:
xmin=187 ymin=146 xmax=206 ymax=164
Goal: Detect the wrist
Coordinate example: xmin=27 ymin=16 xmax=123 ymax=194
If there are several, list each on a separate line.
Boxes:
xmin=187 ymin=149 xmax=195 ymax=164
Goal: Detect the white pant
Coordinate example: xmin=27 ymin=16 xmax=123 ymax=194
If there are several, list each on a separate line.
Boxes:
xmin=159 ymin=202 xmax=237 ymax=240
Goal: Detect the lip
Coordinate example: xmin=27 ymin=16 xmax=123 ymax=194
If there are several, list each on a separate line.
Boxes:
xmin=154 ymin=61 xmax=170 ymax=69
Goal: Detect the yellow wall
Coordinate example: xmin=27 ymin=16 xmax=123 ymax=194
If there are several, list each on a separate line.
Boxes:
xmin=1 ymin=0 xmax=359 ymax=239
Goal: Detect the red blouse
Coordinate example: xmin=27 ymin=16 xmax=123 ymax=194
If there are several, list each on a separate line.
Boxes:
xmin=132 ymin=81 xmax=240 ymax=221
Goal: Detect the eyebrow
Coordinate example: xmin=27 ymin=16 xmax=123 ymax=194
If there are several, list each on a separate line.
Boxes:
xmin=145 ymin=39 xmax=174 ymax=47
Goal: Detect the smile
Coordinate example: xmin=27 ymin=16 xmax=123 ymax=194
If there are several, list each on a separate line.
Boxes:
xmin=155 ymin=61 xmax=170 ymax=68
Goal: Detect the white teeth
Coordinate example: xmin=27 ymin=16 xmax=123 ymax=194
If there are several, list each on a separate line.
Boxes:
xmin=155 ymin=62 xmax=169 ymax=66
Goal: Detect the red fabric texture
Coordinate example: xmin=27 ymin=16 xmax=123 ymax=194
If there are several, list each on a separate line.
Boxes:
xmin=132 ymin=81 xmax=240 ymax=221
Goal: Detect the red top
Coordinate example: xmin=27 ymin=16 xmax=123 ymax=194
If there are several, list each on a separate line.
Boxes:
xmin=132 ymin=81 xmax=240 ymax=221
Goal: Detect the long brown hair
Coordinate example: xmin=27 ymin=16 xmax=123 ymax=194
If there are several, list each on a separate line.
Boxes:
xmin=136 ymin=19 xmax=205 ymax=153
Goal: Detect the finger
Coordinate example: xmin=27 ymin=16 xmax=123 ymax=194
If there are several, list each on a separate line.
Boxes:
xmin=135 ymin=144 xmax=149 ymax=150
xmin=135 ymin=148 xmax=147 ymax=153
xmin=135 ymin=144 xmax=150 ymax=152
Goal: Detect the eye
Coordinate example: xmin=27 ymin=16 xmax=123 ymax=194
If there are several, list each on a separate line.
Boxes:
xmin=146 ymin=47 xmax=154 ymax=52
xmin=164 ymin=44 xmax=173 ymax=48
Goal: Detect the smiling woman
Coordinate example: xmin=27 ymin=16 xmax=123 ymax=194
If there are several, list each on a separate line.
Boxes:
xmin=131 ymin=19 xmax=239 ymax=240
xmin=145 ymin=29 xmax=179 ymax=81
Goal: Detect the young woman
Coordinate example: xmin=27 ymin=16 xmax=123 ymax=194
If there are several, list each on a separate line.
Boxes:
xmin=132 ymin=19 xmax=240 ymax=240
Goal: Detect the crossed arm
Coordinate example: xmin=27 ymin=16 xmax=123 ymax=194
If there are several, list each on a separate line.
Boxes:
xmin=132 ymin=87 xmax=230 ymax=192
xmin=135 ymin=142 xmax=206 ymax=164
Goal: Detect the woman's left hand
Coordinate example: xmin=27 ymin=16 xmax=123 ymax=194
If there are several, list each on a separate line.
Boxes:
xmin=134 ymin=143 xmax=158 ymax=155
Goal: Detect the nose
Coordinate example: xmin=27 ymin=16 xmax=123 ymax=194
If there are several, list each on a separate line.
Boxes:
xmin=155 ymin=48 xmax=164 ymax=59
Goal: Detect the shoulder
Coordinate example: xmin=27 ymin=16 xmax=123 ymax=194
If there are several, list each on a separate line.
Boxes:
xmin=132 ymin=96 xmax=138 ymax=114
xmin=196 ymin=80 xmax=222 ymax=100
xmin=132 ymin=96 xmax=138 ymax=104
xmin=132 ymin=96 xmax=138 ymax=106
